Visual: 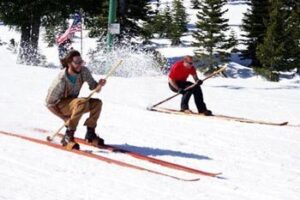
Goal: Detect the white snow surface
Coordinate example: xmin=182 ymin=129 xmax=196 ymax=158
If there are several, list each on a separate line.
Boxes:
xmin=1 ymin=42 xmax=300 ymax=200
xmin=1 ymin=1 xmax=300 ymax=199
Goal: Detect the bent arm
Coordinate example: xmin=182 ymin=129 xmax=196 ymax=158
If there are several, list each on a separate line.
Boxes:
xmin=192 ymin=74 xmax=199 ymax=82
xmin=82 ymin=67 xmax=98 ymax=90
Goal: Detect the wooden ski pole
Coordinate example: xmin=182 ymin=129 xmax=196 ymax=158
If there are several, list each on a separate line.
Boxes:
xmin=46 ymin=60 xmax=123 ymax=141
xmin=147 ymin=65 xmax=227 ymax=110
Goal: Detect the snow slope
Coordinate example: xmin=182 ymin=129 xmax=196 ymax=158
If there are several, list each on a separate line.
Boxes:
xmin=1 ymin=1 xmax=300 ymax=199
xmin=0 ymin=42 xmax=300 ymax=200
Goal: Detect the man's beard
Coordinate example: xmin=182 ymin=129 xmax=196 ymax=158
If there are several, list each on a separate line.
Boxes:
xmin=70 ymin=65 xmax=81 ymax=74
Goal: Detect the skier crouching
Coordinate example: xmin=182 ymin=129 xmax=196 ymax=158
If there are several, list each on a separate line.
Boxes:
xmin=45 ymin=50 xmax=106 ymax=149
xmin=168 ymin=55 xmax=212 ymax=115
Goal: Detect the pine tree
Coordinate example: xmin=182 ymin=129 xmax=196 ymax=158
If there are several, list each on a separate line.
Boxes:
xmin=150 ymin=4 xmax=172 ymax=38
xmin=285 ymin=2 xmax=300 ymax=72
xmin=227 ymin=29 xmax=239 ymax=52
xmin=241 ymin=0 xmax=270 ymax=67
xmin=257 ymin=1 xmax=285 ymax=72
xmin=84 ymin=1 xmax=109 ymax=38
xmin=85 ymin=0 xmax=150 ymax=42
xmin=118 ymin=0 xmax=150 ymax=41
xmin=142 ymin=1 xmax=187 ymax=44
xmin=191 ymin=0 xmax=201 ymax=9
xmin=257 ymin=0 xmax=300 ymax=72
xmin=163 ymin=5 xmax=174 ymax=38
xmin=169 ymin=0 xmax=188 ymax=45
xmin=193 ymin=0 xmax=230 ymax=70
xmin=144 ymin=3 xmax=173 ymax=38
xmin=42 ymin=14 xmax=68 ymax=47
xmin=0 ymin=0 xmax=103 ymax=64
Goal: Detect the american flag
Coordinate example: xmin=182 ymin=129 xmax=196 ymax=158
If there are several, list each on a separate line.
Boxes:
xmin=56 ymin=13 xmax=82 ymax=45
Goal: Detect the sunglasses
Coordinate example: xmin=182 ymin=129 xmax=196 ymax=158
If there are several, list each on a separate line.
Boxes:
xmin=73 ymin=60 xmax=84 ymax=65
xmin=185 ymin=61 xmax=193 ymax=65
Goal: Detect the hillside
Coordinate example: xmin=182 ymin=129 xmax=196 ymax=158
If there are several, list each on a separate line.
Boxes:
xmin=0 ymin=1 xmax=300 ymax=200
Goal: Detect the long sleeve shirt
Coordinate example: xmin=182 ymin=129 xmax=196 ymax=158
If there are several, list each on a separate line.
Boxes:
xmin=45 ymin=67 xmax=98 ymax=107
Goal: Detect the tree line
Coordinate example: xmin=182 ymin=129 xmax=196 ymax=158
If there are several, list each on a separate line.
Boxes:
xmin=0 ymin=0 xmax=149 ymax=65
xmin=242 ymin=0 xmax=300 ymax=80
xmin=0 ymin=0 xmax=299 ymax=79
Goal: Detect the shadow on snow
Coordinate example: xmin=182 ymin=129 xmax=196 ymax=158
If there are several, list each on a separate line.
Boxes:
xmin=109 ymin=143 xmax=212 ymax=161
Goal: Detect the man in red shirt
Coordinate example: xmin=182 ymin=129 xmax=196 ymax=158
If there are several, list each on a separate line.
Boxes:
xmin=168 ymin=55 xmax=212 ymax=115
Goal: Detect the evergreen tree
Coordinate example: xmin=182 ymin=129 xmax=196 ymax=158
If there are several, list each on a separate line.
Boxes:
xmin=227 ymin=29 xmax=239 ymax=52
xmin=117 ymin=0 xmax=150 ymax=42
xmin=85 ymin=0 xmax=150 ymax=43
xmin=257 ymin=0 xmax=300 ymax=72
xmin=257 ymin=1 xmax=285 ymax=72
xmin=141 ymin=1 xmax=161 ymax=42
xmin=148 ymin=4 xmax=172 ymax=38
xmin=0 ymin=0 xmax=102 ymax=65
xmin=84 ymin=1 xmax=109 ymax=38
xmin=284 ymin=1 xmax=300 ymax=71
xmin=192 ymin=0 xmax=230 ymax=70
xmin=42 ymin=14 xmax=68 ymax=47
xmin=0 ymin=0 xmax=53 ymax=64
xmin=241 ymin=0 xmax=270 ymax=67
xmin=191 ymin=0 xmax=201 ymax=9
xmin=142 ymin=1 xmax=187 ymax=45
xmin=169 ymin=0 xmax=188 ymax=45
xmin=162 ymin=5 xmax=173 ymax=38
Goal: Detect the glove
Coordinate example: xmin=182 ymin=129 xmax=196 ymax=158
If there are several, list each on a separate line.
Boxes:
xmin=178 ymin=88 xmax=185 ymax=94
xmin=98 ymin=78 xmax=106 ymax=86
xmin=196 ymin=80 xmax=203 ymax=86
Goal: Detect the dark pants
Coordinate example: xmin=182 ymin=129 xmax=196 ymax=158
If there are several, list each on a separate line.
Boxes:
xmin=169 ymin=81 xmax=207 ymax=112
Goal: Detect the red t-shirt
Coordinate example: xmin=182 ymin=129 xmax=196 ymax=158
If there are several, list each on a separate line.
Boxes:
xmin=168 ymin=60 xmax=196 ymax=81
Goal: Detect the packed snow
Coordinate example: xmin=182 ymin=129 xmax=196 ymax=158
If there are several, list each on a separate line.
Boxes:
xmin=0 ymin=1 xmax=300 ymax=200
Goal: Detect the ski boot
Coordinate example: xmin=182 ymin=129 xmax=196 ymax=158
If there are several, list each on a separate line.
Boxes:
xmin=61 ymin=129 xmax=80 ymax=150
xmin=199 ymin=109 xmax=213 ymax=116
xmin=85 ymin=127 xmax=105 ymax=147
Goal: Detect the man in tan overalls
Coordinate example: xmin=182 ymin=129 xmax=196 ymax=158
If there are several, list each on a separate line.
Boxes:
xmin=46 ymin=50 xmax=106 ymax=149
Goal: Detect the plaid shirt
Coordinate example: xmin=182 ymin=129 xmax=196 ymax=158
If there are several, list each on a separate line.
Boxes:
xmin=46 ymin=67 xmax=98 ymax=106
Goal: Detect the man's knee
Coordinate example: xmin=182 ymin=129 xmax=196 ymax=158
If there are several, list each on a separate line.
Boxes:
xmin=73 ymin=99 xmax=90 ymax=113
xmin=91 ymin=99 xmax=102 ymax=110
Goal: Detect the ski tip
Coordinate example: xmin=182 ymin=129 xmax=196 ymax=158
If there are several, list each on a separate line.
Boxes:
xmin=216 ymin=175 xmax=227 ymax=180
xmin=280 ymin=122 xmax=289 ymax=126
xmin=187 ymin=178 xmax=201 ymax=182
xmin=46 ymin=136 xmax=52 ymax=141
xmin=211 ymin=172 xmax=223 ymax=177
xmin=146 ymin=106 xmax=154 ymax=111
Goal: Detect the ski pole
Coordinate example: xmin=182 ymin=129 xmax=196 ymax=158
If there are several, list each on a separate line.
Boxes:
xmin=46 ymin=60 xmax=123 ymax=142
xmin=147 ymin=65 xmax=227 ymax=110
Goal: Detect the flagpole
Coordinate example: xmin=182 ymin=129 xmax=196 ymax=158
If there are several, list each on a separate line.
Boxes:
xmin=107 ymin=0 xmax=117 ymax=51
xmin=80 ymin=10 xmax=83 ymax=55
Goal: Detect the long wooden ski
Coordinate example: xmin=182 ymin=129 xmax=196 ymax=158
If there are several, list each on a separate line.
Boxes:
xmin=33 ymin=128 xmax=221 ymax=177
xmin=150 ymin=107 xmax=288 ymax=126
xmin=0 ymin=130 xmax=199 ymax=182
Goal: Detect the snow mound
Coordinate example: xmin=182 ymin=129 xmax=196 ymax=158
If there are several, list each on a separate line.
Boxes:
xmin=225 ymin=62 xmax=254 ymax=78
